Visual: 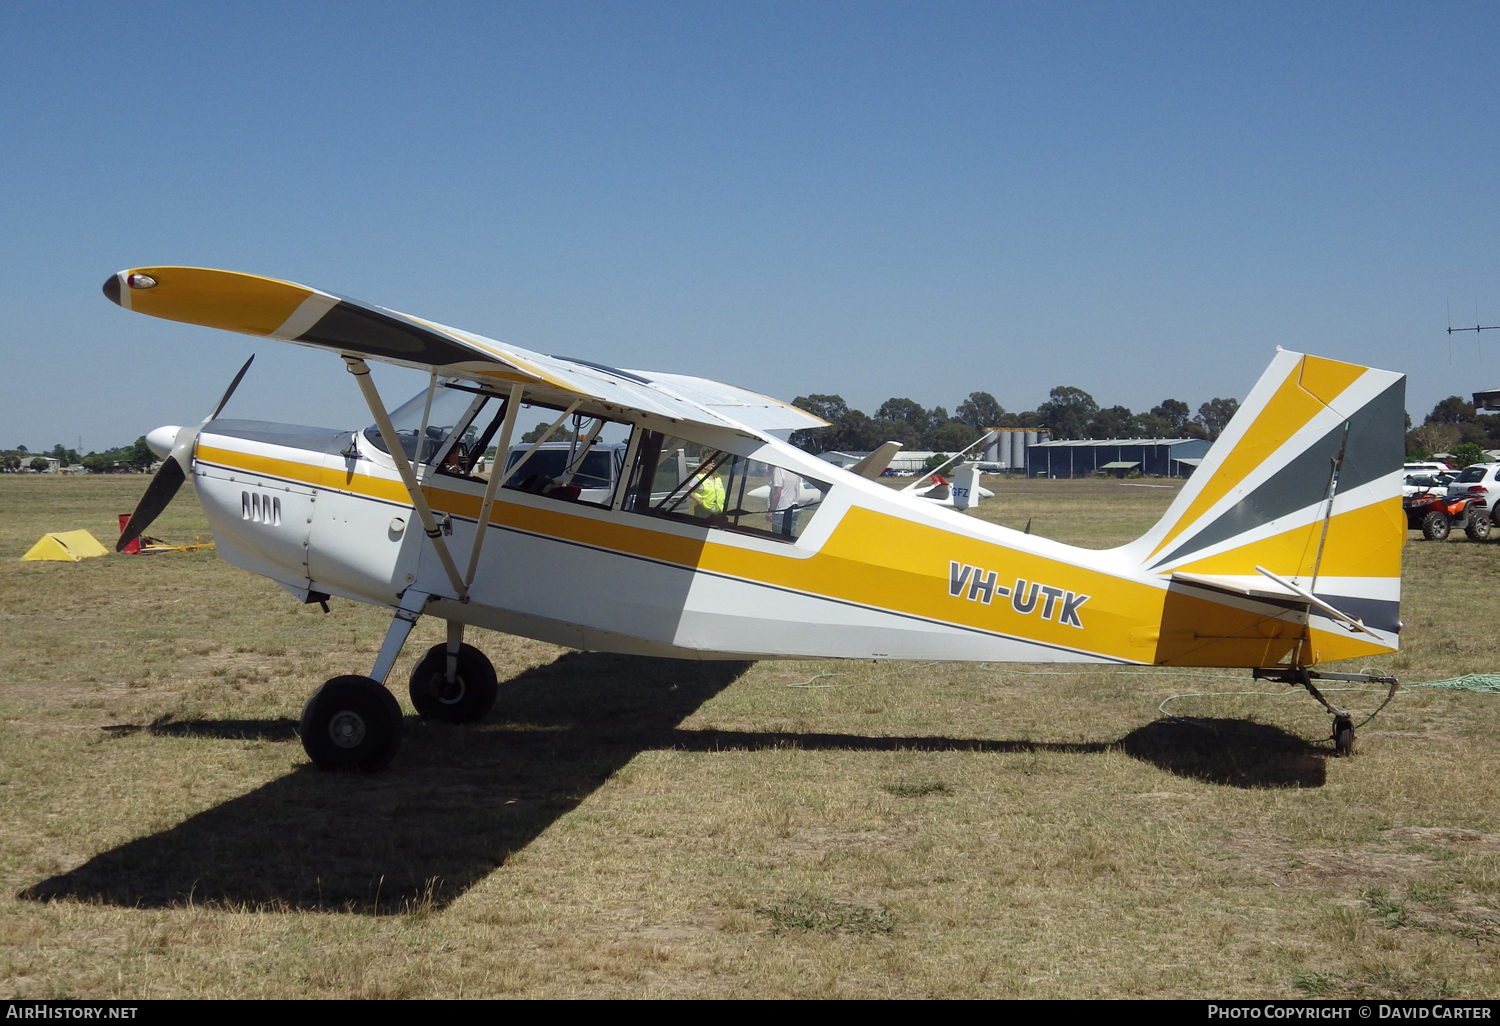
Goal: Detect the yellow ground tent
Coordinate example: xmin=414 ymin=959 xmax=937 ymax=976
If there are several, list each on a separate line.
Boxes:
xmin=21 ymin=530 xmax=110 ymax=562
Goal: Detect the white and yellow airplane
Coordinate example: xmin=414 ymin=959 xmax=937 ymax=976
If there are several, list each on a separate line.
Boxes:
xmin=105 ymin=267 xmax=1407 ymax=771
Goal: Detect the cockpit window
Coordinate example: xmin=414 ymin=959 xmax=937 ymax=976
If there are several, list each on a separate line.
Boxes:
xmin=364 ymin=383 xmax=492 ymax=466
xmin=622 ymin=431 xmax=829 ymax=541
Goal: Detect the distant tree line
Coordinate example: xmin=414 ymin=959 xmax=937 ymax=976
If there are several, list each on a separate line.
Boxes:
xmin=788 ymin=388 xmax=1240 ymax=455
xmin=1407 ymin=396 xmax=1500 ymax=467
xmin=1 ymin=437 xmax=155 ymax=473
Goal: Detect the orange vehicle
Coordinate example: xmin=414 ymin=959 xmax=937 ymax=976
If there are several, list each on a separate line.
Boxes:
xmin=1403 ymin=487 xmax=1490 ymax=541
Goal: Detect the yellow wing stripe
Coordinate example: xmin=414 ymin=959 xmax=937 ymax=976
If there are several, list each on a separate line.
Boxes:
xmin=125 ymin=267 xmax=314 ymax=337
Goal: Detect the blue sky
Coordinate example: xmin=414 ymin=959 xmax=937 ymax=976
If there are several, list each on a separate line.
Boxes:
xmin=2 ymin=1 xmax=1497 ymax=451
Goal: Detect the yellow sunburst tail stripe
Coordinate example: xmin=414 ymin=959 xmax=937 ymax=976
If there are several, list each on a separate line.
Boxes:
xmin=1148 ymin=355 xmax=1367 ymax=559
xmin=1168 ymin=499 xmax=1404 ymax=581
xmin=117 ymin=267 xmax=314 ymax=336
xmin=1298 ymin=354 xmax=1368 ymax=405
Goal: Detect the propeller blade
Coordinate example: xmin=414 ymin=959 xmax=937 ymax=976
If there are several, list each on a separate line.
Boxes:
xmin=116 ymin=457 xmax=185 ymax=551
xmin=116 ymin=355 xmax=254 ymax=553
xmin=211 ymin=355 xmax=255 ymax=421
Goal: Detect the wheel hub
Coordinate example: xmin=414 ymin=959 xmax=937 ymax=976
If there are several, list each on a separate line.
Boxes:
xmin=328 ymin=710 xmax=367 ymax=748
xmin=435 ymin=673 xmax=467 ymax=705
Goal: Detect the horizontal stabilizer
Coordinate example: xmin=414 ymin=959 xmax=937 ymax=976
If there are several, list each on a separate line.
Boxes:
xmin=1170 ymin=571 xmax=1306 ymax=605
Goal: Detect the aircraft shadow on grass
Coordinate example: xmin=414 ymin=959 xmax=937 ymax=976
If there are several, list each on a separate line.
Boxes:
xmin=21 ymin=654 xmax=1327 ymax=915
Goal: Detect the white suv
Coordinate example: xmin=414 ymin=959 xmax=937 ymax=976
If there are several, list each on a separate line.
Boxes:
xmin=1404 ymin=471 xmax=1456 ymax=498
xmin=1446 ymin=463 xmax=1500 ymax=516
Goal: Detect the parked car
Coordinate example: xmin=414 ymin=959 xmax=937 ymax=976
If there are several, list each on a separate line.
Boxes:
xmin=1402 ymin=471 xmax=1456 ymax=498
xmin=1446 ymin=463 xmax=1500 ymax=516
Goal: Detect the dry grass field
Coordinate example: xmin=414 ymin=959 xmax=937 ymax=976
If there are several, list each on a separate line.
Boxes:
xmin=2 ymin=473 xmax=1499 ymax=999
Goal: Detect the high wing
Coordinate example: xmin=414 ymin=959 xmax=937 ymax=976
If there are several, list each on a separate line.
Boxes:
xmin=104 ymin=267 xmax=827 ymax=440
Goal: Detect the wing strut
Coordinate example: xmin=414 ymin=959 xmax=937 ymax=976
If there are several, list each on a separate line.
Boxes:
xmin=344 ymin=356 xmax=469 ymax=600
xmin=463 ymin=382 xmax=523 ymax=588
xmin=461 ymin=394 xmax=580 ymax=587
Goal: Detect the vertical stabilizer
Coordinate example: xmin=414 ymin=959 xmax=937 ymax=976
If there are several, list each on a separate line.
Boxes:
xmin=1124 ymin=350 xmax=1405 ymax=663
xmin=952 ymin=464 xmax=982 ymax=510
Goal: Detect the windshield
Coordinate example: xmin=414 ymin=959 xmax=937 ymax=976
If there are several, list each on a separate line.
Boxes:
xmin=364 ymin=383 xmax=488 ymax=464
xmin=1456 ymin=466 xmax=1488 ymax=483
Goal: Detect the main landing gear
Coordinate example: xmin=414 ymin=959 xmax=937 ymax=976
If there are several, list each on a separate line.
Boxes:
xmin=408 ymin=637 xmax=498 ymax=722
xmin=1252 ymin=667 xmax=1399 ymax=757
xmin=299 ymin=591 xmax=497 ymax=772
xmin=300 ymin=675 xmax=405 ymax=772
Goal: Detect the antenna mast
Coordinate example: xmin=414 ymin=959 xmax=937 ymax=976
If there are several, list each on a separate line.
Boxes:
xmin=1448 ymin=297 xmax=1499 ymax=337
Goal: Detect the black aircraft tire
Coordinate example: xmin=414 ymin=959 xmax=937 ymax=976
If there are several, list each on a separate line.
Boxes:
xmin=408 ymin=643 xmax=498 ymax=723
xmin=1335 ymin=724 xmax=1354 ymax=757
xmin=300 ymin=675 xmax=404 ymax=772
xmin=1422 ymin=511 xmax=1451 ymax=541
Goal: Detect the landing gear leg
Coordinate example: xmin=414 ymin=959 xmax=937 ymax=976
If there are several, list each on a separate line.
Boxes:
xmin=370 ymin=590 xmax=430 ymax=685
xmin=1298 ymin=671 xmax=1355 ymax=757
xmin=1252 ymin=667 xmax=1399 ymax=758
xmin=299 ymin=590 xmax=428 ymax=772
xmin=446 ymin=619 xmax=463 ymax=683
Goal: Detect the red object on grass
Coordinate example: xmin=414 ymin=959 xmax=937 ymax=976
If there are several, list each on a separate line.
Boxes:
xmin=117 ymin=513 xmax=140 ymax=554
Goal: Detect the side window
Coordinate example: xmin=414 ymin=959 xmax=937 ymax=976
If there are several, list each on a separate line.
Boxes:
xmin=498 ymin=412 xmax=630 ymax=507
xmin=622 ymin=431 xmax=830 ymax=541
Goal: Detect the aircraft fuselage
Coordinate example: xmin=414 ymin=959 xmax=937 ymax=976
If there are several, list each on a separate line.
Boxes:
xmin=189 ymin=416 xmax=1377 ymax=668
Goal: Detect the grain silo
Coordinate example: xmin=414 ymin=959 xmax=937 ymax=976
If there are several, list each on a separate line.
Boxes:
xmin=982 ymin=430 xmax=1005 ymax=467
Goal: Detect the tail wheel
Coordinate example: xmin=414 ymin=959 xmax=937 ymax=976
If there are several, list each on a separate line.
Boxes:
xmin=408 ymin=643 xmax=498 ymax=723
xmin=1333 ymin=714 xmax=1355 ymax=757
xmin=1466 ymin=512 xmax=1491 ymax=541
xmin=1422 ymin=510 xmax=1451 ymax=541
xmin=300 ymin=675 xmax=403 ymax=772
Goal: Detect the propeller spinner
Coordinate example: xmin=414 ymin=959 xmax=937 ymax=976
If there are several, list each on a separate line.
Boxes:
xmin=117 ymin=355 xmax=255 ymax=551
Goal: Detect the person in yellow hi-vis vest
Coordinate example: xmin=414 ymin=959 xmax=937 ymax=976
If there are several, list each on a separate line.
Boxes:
xmin=692 ymin=465 xmax=727 ymax=519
